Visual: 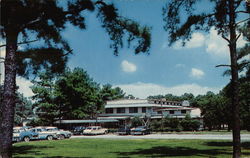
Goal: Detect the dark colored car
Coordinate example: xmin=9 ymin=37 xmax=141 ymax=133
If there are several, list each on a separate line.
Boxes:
xmin=131 ymin=126 xmax=150 ymax=135
xmin=117 ymin=126 xmax=131 ymax=135
xmin=73 ymin=126 xmax=86 ymax=135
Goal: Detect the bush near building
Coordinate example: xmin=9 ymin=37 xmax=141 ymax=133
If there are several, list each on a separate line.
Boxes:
xmin=150 ymin=115 xmax=200 ymax=132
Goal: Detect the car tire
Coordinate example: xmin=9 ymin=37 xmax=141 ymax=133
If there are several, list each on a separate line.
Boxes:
xmin=23 ymin=136 xmax=30 ymax=142
xmin=59 ymin=134 xmax=65 ymax=140
xmin=47 ymin=135 xmax=53 ymax=140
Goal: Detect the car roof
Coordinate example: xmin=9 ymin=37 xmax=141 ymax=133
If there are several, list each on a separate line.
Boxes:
xmin=13 ymin=127 xmax=24 ymax=129
xmin=45 ymin=127 xmax=57 ymax=129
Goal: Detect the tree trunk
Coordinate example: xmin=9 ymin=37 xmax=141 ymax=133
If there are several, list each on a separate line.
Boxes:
xmin=229 ymin=0 xmax=241 ymax=157
xmin=0 ymin=31 xmax=18 ymax=158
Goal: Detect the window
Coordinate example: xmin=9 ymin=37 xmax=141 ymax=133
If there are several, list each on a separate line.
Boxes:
xmin=105 ymin=108 xmax=113 ymax=114
xmin=117 ymin=108 xmax=125 ymax=113
xmin=181 ymin=110 xmax=186 ymax=114
xmin=142 ymin=107 xmax=146 ymax=113
xmin=170 ymin=110 xmax=174 ymax=114
xmin=129 ymin=107 xmax=138 ymax=113
xmin=157 ymin=111 xmax=162 ymax=114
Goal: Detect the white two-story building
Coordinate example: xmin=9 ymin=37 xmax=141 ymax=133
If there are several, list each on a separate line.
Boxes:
xmin=98 ymin=99 xmax=202 ymax=126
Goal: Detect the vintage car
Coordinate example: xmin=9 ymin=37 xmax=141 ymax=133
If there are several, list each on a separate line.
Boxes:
xmin=131 ymin=126 xmax=151 ymax=135
xmin=117 ymin=126 xmax=131 ymax=135
xmin=83 ymin=126 xmax=108 ymax=135
xmin=31 ymin=127 xmax=58 ymax=140
xmin=45 ymin=126 xmax=72 ymax=139
xmin=72 ymin=126 xmax=86 ymax=135
xmin=12 ymin=127 xmax=39 ymax=142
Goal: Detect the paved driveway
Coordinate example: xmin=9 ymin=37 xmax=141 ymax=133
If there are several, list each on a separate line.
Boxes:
xmin=72 ymin=134 xmax=250 ymax=141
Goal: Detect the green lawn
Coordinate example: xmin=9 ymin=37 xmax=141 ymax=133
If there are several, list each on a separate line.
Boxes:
xmin=155 ymin=130 xmax=250 ymax=135
xmin=13 ymin=139 xmax=250 ymax=158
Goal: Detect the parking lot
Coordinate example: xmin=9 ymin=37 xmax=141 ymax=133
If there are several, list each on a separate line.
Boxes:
xmin=72 ymin=133 xmax=250 ymax=141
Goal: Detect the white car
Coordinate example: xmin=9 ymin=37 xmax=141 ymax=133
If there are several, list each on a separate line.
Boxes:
xmin=83 ymin=126 xmax=108 ymax=135
xmin=45 ymin=126 xmax=72 ymax=139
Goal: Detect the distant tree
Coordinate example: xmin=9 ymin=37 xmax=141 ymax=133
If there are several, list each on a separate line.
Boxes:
xmin=31 ymin=71 xmax=58 ymax=125
xmin=195 ymin=92 xmax=230 ymax=131
xmin=147 ymin=95 xmax=165 ymax=100
xmin=55 ymin=68 xmax=103 ymax=120
xmin=100 ymin=84 xmax=125 ymax=101
xmin=0 ymin=0 xmax=151 ymax=156
xmin=14 ymin=93 xmax=33 ymax=125
xmin=222 ymin=77 xmax=250 ymax=131
xmin=125 ymin=94 xmax=136 ymax=99
xmin=163 ymin=0 xmax=249 ymax=156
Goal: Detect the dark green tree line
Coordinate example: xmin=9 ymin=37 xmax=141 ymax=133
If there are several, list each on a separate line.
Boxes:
xmin=31 ymin=67 xmax=126 ymax=126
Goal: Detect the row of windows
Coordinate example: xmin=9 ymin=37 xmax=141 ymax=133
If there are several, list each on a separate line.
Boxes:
xmin=157 ymin=110 xmax=186 ymax=114
xmin=105 ymin=107 xmax=147 ymax=114
xmin=105 ymin=108 xmax=186 ymax=114
xmin=153 ymin=101 xmax=181 ymax=106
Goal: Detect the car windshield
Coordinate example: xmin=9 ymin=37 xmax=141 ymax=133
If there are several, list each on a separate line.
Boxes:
xmin=137 ymin=126 xmax=145 ymax=129
xmin=47 ymin=128 xmax=57 ymax=131
xmin=86 ymin=127 xmax=92 ymax=130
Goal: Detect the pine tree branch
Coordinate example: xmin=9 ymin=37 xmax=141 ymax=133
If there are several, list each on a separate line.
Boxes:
xmin=216 ymin=64 xmax=231 ymax=67
xmin=235 ymin=10 xmax=250 ymax=14
xmin=0 ymin=39 xmax=38 ymax=48
xmin=222 ymin=34 xmax=231 ymax=44
xmin=235 ymin=18 xmax=250 ymax=26
xmin=235 ymin=33 xmax=241 ymax=43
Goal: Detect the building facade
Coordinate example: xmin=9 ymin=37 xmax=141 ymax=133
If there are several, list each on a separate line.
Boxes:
xmin=98 ymin=99 xmax=202 ymax=127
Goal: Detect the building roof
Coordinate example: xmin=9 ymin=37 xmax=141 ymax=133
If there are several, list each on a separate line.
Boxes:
xmin=105 ymin=103 xmax=161 ymax=108
xmin=107 ymin=99 xmax=148 ymax=105
xmin=105 ymin=99 xmax=186 ymax=108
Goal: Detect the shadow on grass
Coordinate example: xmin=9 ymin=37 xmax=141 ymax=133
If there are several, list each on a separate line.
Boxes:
xmin=12 ymin=145 xmax=91 ymax=158
xmin=206 ymin=141 xmax=250 ymax=149
xmin=112 ymin=146 xmax=231 ymax=158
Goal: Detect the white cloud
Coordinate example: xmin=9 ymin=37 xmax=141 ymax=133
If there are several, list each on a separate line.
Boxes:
xmin=205 ymin=28 xmax=228 ymax=57
xmin=172 ymin=32 xmax=205 ymax=50
xmin=170 ymin=28 xmax=247 ymax=59
xmin=16 ymin=77 xmax=34 ymax=98
xmin=121 ymin=60 xmax=137 ymax=73
xmin=115 ymin=82 xmax=220 ymax=99
xmin=190 ymin=68 xmax=205 ymax=79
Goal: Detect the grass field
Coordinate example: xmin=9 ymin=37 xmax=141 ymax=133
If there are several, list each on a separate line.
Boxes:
xmin=13 ymin=139 xmax=250 ymax=158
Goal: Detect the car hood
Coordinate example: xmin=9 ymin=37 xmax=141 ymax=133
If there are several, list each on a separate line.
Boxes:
xmin=13 ymin=133 xmax=20 ymax=137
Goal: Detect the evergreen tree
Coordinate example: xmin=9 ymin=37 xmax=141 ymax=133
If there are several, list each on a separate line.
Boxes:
xmin=163 ymin=1 xmax=249 ymax=157
xmin=0 ymin=0 xmax=151 ymax=156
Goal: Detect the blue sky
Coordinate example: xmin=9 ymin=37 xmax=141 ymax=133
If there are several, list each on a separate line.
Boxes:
xmin=1 ymin=0 xmax=247 ymax=99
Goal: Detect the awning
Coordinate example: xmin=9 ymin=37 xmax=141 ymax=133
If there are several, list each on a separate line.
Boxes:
xmin=54 ymin=119 xmax=119 ymax=124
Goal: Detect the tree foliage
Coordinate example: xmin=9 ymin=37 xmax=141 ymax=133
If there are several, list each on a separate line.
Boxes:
xmin=55 ymin=68 xmax=103 ymax=119
xmin=0 ymin=0 xmax=151 ymax=156
xmin=100 ymin=84 xmax=125 ymax=101
xmin=163 ymin=0 xmax=249 ymax=157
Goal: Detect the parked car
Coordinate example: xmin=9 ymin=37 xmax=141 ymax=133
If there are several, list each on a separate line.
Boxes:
xmin=117 ymin=126 xmax=131 ymax=135
xmin=12 ymin=127 xmax=39 ymax=142
xmin=131 ymin=126 xmax=151 ymax=135
xmin=31 ymin=127 xmax=58 ymax=140
xmin=45 ymin=126 xmax=72 ymax=139
xmin=83 ymin=126 xmax=108 ymax=135
xmin=73 ymin=126 xmax=86 ymax=135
